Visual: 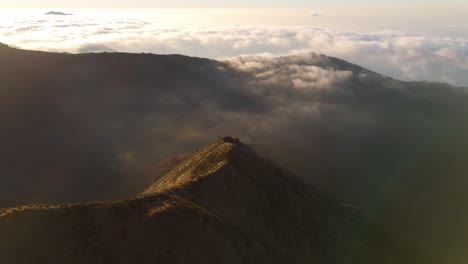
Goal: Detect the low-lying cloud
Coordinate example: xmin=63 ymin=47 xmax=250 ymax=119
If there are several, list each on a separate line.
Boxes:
xmin=226 ymin=55 xmax=354 ymax=91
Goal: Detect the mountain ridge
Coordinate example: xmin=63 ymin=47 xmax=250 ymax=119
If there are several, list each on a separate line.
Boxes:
xmin=0 ymin=137 xmax=423 ymax=264
xmin=0 ymin=138 xmax=334 ymax=263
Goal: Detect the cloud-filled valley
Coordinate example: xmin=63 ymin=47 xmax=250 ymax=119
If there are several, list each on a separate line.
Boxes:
xmin=2 ymin=42 xmax=468 ymax=261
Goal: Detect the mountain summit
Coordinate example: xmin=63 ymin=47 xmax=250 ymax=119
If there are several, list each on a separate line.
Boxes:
xmin=45 ymin=11 xmax=73 ymax=16
xmin=143 ymin=137 xmax=359 ymax=263
xmin=0 ymin=137 xmax=424 ymax=263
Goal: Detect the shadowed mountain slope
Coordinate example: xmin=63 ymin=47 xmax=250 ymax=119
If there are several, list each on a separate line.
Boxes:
xmin=1 ymin=43 xmax=468 ymax=262
xmin=0 ymin=138 xmax=425 ymax=264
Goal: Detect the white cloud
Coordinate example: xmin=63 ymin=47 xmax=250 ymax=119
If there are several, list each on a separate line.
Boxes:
xmin=1 ymin=10 xmax=468 ymax=86
xmin=227 ymin=55 xmax=353 ymax=91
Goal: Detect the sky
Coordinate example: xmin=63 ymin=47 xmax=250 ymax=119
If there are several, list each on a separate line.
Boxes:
xmin=0 ymin=4 xmax=467 ymax=86
xmin=1 ymin=0 xmax=467 ymax=8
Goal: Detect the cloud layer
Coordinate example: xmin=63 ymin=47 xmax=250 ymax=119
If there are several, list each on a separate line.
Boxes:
xmin=0 ymin=9 xmax=468 ymax=86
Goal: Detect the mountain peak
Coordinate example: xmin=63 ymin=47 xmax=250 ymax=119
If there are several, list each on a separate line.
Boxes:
xmin=143 ymin=136 xmax=254 ymax=195
xmin=0 ymin=137 xmax=417 ymax=263
xmin=45 ymin=11 xmax=73 ymax=16
xmin=140 ymin=137 xmax=373 ymax=263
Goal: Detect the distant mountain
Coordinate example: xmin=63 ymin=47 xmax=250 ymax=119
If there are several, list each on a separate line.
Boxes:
xmin=1 ymin=43 xmax=468 ymax=262
xmin=0 ymin=137 xmax=424 ymax=264
xmin=78 ymin=44 xmax=115 ymax=53
xmin=45 ymin=11 xmax=73 ymax=16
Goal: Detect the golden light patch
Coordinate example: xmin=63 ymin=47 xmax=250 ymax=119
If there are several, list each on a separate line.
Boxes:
xmin=147 ymin=202 xmax=174 ymax=217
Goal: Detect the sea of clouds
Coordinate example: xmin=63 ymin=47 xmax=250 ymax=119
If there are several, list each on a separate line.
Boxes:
xmin=0 ymin=9 xmax=467 ymax=86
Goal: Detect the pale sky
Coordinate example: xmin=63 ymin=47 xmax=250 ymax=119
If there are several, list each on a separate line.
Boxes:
xmin=1 ymin=0 xmax=467 ymax=8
